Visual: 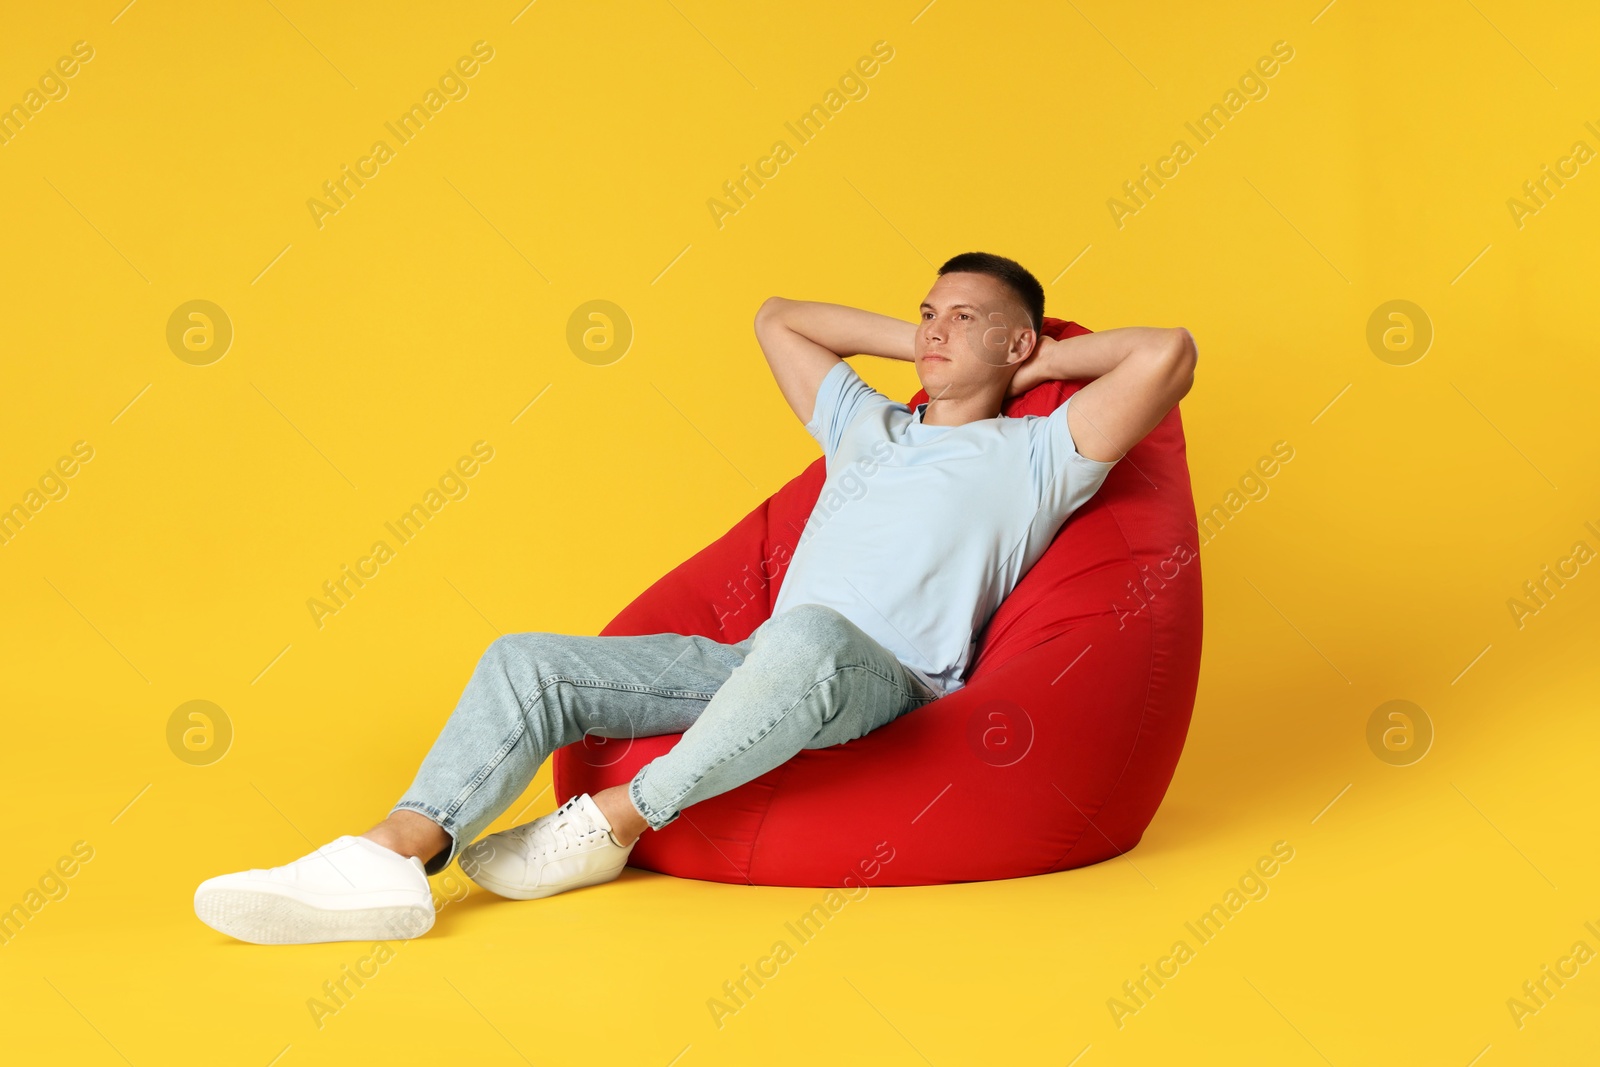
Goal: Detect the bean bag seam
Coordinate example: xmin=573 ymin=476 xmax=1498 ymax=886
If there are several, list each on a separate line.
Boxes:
xmin=1053 ymin=493 xmax=1160 ymax=870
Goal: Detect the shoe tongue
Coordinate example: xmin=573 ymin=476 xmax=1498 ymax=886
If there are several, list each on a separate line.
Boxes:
xmin=574 ymin=793 xmax=613 ymax=834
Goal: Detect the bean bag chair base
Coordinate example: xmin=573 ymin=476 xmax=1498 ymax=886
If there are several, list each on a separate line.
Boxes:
xmin=554 ymin=318 xmax=1202 ymax=887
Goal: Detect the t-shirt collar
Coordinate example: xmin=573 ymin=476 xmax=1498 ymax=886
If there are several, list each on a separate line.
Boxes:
xmin=910 ymin=400 xmax=1003 ymax=426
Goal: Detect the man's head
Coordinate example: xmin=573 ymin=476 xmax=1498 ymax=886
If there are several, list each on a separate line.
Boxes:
xmin=915 ymin=252 xmax=1045 ymax=409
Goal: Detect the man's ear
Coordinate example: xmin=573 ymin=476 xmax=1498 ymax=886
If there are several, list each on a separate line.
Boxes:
xmin=1009 ymin=327 xmax=1038 ymax=366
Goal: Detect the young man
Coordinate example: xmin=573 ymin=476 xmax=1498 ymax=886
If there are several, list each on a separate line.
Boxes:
xmin=193 ymin=251 xmax=1197 ymax=945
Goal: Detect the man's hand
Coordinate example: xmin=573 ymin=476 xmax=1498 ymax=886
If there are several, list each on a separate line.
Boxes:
xmin=1005 ymin=335 xmax=1057 ymax=399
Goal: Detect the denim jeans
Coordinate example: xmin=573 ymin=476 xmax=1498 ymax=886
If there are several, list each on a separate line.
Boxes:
xmin=392 ymin=603 xmax=941 ymax=875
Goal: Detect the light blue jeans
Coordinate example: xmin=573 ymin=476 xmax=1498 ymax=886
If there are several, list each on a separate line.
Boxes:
xmin=393 ymin=603 xmax=940 ymax=875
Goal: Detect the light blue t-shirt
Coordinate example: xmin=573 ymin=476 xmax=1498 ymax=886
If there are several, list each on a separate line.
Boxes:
xmin=770 ymin=359 xmax=1118 ymax=698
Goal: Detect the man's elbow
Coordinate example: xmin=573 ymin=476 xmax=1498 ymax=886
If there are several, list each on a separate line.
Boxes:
xmin=1168 ymin=327 xmax=1197 ymax=394
xmin=1169 ymin=327 xmax=1197 ymax=365
xmin=755 ymin=296 xmax=789 ymax=331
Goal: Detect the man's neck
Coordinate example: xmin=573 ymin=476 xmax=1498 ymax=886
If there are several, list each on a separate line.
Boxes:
xmin=918 ymin=388 xmax=1006 ymax=427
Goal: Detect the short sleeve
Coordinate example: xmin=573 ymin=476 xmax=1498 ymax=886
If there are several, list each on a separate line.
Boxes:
xmin=1029 ymin=393 xmax=1118 ymax=520
xmin=803 ymin=361 xmax=894 ymax=463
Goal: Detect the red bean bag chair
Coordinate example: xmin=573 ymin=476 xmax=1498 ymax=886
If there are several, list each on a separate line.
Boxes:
xmin=554 ymin=317 xmax=1203 ymax=886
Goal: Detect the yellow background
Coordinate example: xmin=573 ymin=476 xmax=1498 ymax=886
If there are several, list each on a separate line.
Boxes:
xmin=3 ymin=1 xmax=1598 ymax=1063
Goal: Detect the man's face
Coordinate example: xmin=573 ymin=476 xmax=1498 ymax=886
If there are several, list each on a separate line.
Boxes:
xmin=915 ymin=272 xmax=1034 ymax=400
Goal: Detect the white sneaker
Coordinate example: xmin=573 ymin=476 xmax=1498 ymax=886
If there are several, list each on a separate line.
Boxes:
xmin=459 ymin=793 xmax=635 ymax=901
xmin=194 ymin=835 xmax=435 ymax=945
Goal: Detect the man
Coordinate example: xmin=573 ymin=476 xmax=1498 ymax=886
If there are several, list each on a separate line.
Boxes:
xmin=193 ymin=251 xmax=1196 ymax=945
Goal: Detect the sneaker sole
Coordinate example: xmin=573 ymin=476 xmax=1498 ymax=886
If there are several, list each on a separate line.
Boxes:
xmin=195 ymin=886 xmax=434 ymax=945
xmin=461 ymin=857 xmax=629 ymax=901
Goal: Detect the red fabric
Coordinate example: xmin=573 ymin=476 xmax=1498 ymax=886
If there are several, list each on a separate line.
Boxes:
xmin=553 ymin=318 xmax=1203 ymax=886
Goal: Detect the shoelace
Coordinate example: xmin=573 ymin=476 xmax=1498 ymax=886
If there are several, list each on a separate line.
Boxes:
xmin=512 ymin=799 xmax=610 ymax=857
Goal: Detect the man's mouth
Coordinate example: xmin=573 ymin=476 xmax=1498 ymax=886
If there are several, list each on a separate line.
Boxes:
xmin=923 ymin=353 xmax=950 ymax=363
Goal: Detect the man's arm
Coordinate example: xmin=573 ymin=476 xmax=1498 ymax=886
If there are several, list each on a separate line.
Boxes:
xmin=754 ymin=298 xmax=916 ymax=426
xmin=1021 ymin=327 xmax=1197 ymax=463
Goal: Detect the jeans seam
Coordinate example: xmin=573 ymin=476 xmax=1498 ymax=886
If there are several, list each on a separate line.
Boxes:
xmin=638 ymin=662 xmax=893 ymax=827
xmin=499 ymin=636 xmax=729 ymax=702
xmin=522 ymin=675 xmax=720 ymax=756
xmin=552 ymin=677 xmax=728 ymax=699
xmin=393 ymin=800 xmax=445 ymax=821
xmin=441 ymin=719 xmax=528 ymax=824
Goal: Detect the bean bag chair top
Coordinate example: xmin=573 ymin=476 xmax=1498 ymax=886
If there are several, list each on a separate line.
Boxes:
xmin=554 ymin=317 xmax=1203 ymax=887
